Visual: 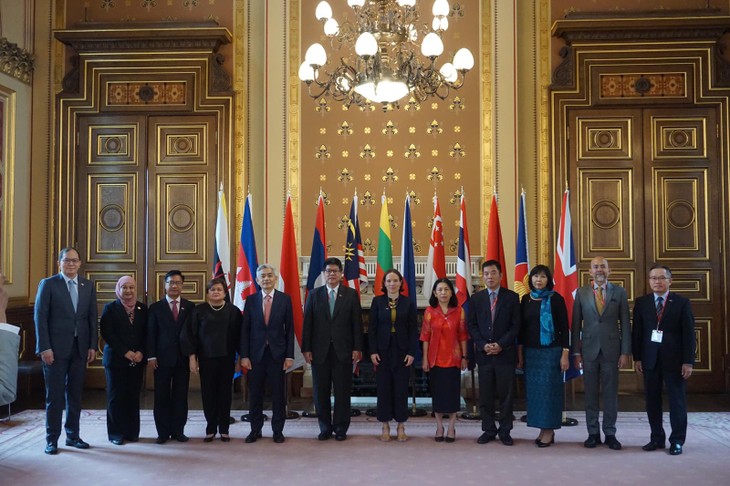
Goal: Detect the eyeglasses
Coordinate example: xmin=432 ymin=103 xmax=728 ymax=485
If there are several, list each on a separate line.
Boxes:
xmin=649 ymin=276 xmax=668 ymax=281
xmin=166 ymin=280 xmax=184 ymax=286
xmin=324 ymin=269 xmax=341 ymax=274
xmin=61 ymin=258 xmax=80 ymax=264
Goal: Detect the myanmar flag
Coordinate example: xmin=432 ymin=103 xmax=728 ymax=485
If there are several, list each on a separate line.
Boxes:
xmin=374 ymin=193 xmax=393 ymax=296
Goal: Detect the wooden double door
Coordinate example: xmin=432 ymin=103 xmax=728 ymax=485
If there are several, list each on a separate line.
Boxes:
xmin=76 ymin=114 xmax=218 ymax=307
xmin=568 ymin=106 xmax=724 ymax=391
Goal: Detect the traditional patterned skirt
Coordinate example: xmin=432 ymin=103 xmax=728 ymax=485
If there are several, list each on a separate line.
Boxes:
xmin=524 ymin=346 xmax=564 ymax=429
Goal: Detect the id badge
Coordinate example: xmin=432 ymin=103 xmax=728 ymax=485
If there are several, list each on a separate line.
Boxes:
xmin=651 ymin=329 xmax=663 ymax=343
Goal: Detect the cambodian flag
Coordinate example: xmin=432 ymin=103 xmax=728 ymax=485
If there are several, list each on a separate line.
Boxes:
xmin=233 ymin=193 xmax=259 ymax=311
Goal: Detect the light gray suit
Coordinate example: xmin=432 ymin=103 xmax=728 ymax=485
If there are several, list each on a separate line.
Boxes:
xmin=572 ymin=282 xmax=631 ymax=436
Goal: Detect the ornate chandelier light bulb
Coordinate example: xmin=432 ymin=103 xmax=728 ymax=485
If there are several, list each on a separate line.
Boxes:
xmin=299 ymin=0 xmax=474 ymax=108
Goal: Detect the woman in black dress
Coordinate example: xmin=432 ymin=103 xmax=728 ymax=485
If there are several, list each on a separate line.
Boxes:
xmin=369 ymin=269 xmax=418 ymax=442
xmin=185 ymin=277 xmax=241 ymax=442
xmin=100 ymin=276 xmax=147 ymax=445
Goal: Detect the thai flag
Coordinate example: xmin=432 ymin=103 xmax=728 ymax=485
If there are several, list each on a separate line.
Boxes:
xmin=455 ymin=191 xmax=473 ymax=309
xmin=233 ymin=193 xmax=259 ymax=311
xmin=306 ymin=193 xmax=327 ymax=295
xmin=213 ymin=185 xmax=232 ymax=301
xmin=514 ymin=190 xmax=530 ymax=299
xmin=279 ymin=194 xmax=305 ymax=371
xmin=400 ymin=194 xmax=417 ymax=307
xmin=422 ymin=195 xmax=446 ymax=299
xmin=554 ymin=189 xmax=581 ymax=381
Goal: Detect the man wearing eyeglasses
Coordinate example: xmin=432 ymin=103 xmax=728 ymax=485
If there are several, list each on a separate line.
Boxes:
xmin=146 ymin=270 xmax=196 ymax=444
xmin=302 ymin=257 xmax=363 ymax=441
xmin=632 ymin=264 xmax=696 ymax=456
xmin=34 ymin=247 xmax=98 ymax=455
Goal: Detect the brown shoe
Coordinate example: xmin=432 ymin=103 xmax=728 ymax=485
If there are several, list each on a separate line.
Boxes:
xmin=379 ymin=422 xmax=391 ymax=442
xmin=396 ymin=423 xmax=407 ymax=442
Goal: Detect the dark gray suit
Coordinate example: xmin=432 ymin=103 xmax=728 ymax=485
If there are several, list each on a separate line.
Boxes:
xmin=572 ymin=283 xmax=630 ymax=436
xmin=34 ymin=273 xmax=98 ymax=443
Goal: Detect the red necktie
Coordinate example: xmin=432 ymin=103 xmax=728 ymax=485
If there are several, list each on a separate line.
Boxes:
xmin=172 ymin=300 xmax=179 ymax=321
xmin=264 ymin=294 xmax=272 ymax=325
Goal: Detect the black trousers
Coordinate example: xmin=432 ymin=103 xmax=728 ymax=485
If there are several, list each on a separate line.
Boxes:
xmin=375 ymin=339 xmax=410 ymax=423
xmin=312 ymin=344 xmax=352 ymax=435
xmin=105 ymin=364 xmax=144 ymax=441
xmin=248 ymin=346 xmax=286 ymax=434
xmin=478 ymin=361 xmax=515 ymax=435
xmin=643 ymin=356 xmax=688 ymax=445
xmin=42 ymin=338 xmax=87 ymax=443
xmin=153 ymin=363 xmax=190 ymax=439
xmin=199 ymin=356 xmax=234 ymax=435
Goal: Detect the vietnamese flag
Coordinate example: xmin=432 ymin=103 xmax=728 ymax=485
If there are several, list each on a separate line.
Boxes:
xmin=486 ymin=194 xmax=508 ymax=288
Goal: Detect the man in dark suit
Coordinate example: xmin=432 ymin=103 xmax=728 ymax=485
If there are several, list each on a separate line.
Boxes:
xmin=572 ymin=256 xmax=631 ymax=450
xmin=240 ymin=264 xmax=295 ymax=444
xmin=467 ymin=260 xmax=521 ymax=446
xmin=633 ymin=264 xmax=695 ymax=456
xmin=34 ymin=247 xmax=98 ymax=455
xmin=146 ymin=270 xmax=195 ymax=444
xmin=302 ymin=257 xmax=363 ymax=441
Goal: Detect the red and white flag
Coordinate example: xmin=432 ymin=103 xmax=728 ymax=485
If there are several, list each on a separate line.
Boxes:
xmin=422 ymin=194 xmax=447 ymax=299
xmin=279 ymin=194 xmax=305 ymax=371
xmin=485 ymin=193 xmax=508 ymax=288
xmin=455 ymin=191 xmax=473 ymax=308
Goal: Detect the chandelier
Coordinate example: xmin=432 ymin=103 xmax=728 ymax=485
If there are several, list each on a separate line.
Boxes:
xmin=298 ymin=0 xmax=474 ymax=108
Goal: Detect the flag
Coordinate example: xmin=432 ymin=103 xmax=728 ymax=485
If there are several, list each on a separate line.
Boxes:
xmin=486 ymin=194 xmax=508 ymax=288
xmin=305 ymin=193 xmax=327 ymax=295
xmin=233 ymin=193 xmax=259 ymax=311
xmin=514 ymin=190 xmax=530 ymax=299
xmin=374 ymin=193 xmax=393 ymax=296
xmin=554 ymin=188 xmax=581 ymax=381
xmin=343 ymin=193 xmax=367 ymax=296
xmin=455 ymin=191 xmax=473 ymax=309
xmin=400 ymin=194 xmax=417 ymax=307
xmin=279 ymin=195 xmax=305 ymax=371
xmin=213 ymin=185 xmax=232 ymax=299
xmin=422 ymin=195 xmax=446 ymax=298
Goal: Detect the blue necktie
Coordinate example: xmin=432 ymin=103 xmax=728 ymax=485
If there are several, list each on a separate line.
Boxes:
xmin=656 ymin=296 xmax=664 ymax=318
xmin=69 ymin=280 xmax=78 ymax=312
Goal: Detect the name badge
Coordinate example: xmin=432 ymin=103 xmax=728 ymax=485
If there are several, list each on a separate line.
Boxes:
xmin=651 ymin=329 xmax=663 ymax=343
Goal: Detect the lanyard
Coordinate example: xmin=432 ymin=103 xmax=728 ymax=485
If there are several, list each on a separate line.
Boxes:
xmin=592 ymin=287 xmax=605 ymax=306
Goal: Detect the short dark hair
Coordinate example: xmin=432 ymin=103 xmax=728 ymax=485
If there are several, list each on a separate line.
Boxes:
xmin=165 ymin=270 xmax=184 ymax=282
xmin=58 ymin=247 xmax=80 ymax=261
xmin=206 ymin=277 xmax=227 ymax=292
xmin=428 ymin=277 xmax=458 ymax=308
xmin=380 ymin=268 xmax=404 ymax=294
xmin=482 ymin=259 xmax=502 ymax=272
xmin=323 ymin=257 xmax=343 ymax=271
xmin=528 ymin=264 xmax=554 ymax=291
xmin=649 ymin=264 xmax=672 ymax=277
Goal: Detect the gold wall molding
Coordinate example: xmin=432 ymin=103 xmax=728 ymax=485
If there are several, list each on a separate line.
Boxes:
xmin=0 ymin=37 xmax=34 ymax=84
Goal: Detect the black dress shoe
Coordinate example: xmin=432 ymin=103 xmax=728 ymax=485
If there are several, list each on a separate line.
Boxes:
xmin=583 ymin=434 xmax=601 ymax=448
xmin=669 ymin=442 xmax=683 ymax=455
xmin=172 ymin=433 xmax=189 ymax=443
xmin=203 ymin=434 xmax=215 ymax=443
xmin=220 ymin=435 xmax=231 ymax=442
xmin=125 ymin=437 xmax=139 ymax=443
xmin=317 ymin=431 xmax=332 ymax=441
xmin=65 ymin=437 xmax=90 ymax=449
xmin=245 ymin=431 xmax=262 ymax=443
xmin=499 ymin=434 xmax=514 ymax=446
xmin=44 ymin=442 xmax=58 ymax=455
xmin=273 ymin=433 xmax=285 ymax=443
xmin=335 ymin=433 xmax=347 ymax=441
xmin=109 ymin=438 xmax=124 ymax=446
xmin=155 ymin=437 xmax=168 ymax=445
xmin=642 ymin=440 xmax=666 ymax=451
xmin=604 ymin=435 xmax=622 ymax=450
xmin=477 ymin=432 xmax=496 ymax=444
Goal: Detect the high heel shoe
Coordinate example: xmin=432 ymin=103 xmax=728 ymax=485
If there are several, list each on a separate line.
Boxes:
xmin=397 ymin=423 xmax=408 ymax=442
xmin=434 ymin=425 xmax=445 ymax=442
xmin=445 ymin=427 xmax=456 ymax=443
xmin=220 ymin=434 xmax=231 ymax=442
xmin=379 ymin=423 xmax=391 ymax=442
xmin=536 ymin=432 xmax=555 ymax=448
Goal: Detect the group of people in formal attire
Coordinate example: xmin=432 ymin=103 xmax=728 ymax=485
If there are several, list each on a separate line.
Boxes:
xmin=34 ymin=248 xmax=695 ymax=456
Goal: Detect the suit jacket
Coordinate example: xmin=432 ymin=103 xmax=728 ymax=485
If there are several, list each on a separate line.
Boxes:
xmin=302 ymin=285 xmax=363 ymax=365
xmin=571 ymin=283 xmax=631 ymax=361
xmin=146 ymin=297 xmax=195 ymax=367
xmin=34 ymin=273 xmax=98 ymax=359
xmin=368 ymin=294 xmax=418 ymax=358
xmin=467 ymin=287 xmax=521 ymax=365
xmin=241 ymin=290 xmax=295 ymax=364
xmin=100 ymin=300 xmax=148 ymax=368
xmin=632 ymin=291 xmax=695 ymax=372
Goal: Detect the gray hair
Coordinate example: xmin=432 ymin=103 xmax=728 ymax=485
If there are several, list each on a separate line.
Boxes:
xmin=256 ymin=264 xmax=277 ymax=277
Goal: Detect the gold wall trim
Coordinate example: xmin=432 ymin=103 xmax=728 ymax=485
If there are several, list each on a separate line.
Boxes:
xmin=537 ymin=0 xmax=552 ymax=265
xmin=0 ymin=37 xmax=34 ymax=84
xmin=233 ymin=0 xmax=248 ymax=234
xmin=288 ymin=0 xmax=302 ymax=247
xmin=0 ymin=87 xmax=16 ymax=282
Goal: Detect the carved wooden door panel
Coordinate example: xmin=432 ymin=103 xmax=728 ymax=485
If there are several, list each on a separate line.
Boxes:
xmin=568 ymin=107 xmax=723 ymax=391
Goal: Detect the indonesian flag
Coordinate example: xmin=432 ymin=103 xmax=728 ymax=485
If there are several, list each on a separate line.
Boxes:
xmin=422 ymin=195 xmax=446 ymax=299
xmin=374 ymin=193 xmax=393 ymax=296
xmin=514 ymin=190 xmax=530 ymax=299
xmin=305 ymin=192 xmax=327 ymax=295
xmin=233 ymin=193 xmax=259 ymax=311
xmin=486 ymin=194 xmax=508 ymax=288
xmin=213 ymin=184 xmax=232 ymax=300
xmin=554 ymin=189 xmax=581 ymax=381
xmin=279 ymin=194 xmax=305 ymax=371
xmin=455 ymin=191 xmax=473 ymax=308
xmin=400 ymin=194 xmax=417 ymax=307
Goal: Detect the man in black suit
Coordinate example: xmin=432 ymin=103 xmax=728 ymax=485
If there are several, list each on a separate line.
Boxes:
xmin=34 ymin=248 xmax=98 ymax=455
xmin=633 ymin=264 xmax=696 ymax=456
xmin=146 ymin=270 xmax=195 ymax=444
xmin=467 ymin=260 xmax=521 ymax=446
xmin=240 ymin=264 xmax=295 ymax=444
xmin=302 ymin=257 xmax=363 ymax=441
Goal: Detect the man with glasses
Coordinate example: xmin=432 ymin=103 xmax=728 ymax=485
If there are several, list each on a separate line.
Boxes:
xmin=35 ymin=247 xmax=98 ymax=455
xmin=302 ymin=257 xmax=363 ymax=441
xmin=632 ymin=264 xmax=696 ymax=456
xmin=147 ymin=270 xmax=195 ymax=444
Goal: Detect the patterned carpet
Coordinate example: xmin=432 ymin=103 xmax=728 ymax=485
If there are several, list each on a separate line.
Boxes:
xmin=1 ymin=409 xmax=729 ymax=485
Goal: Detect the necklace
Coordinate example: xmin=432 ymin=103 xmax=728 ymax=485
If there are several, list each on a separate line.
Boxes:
xmin=210 ymin=303 xmax=225 ymax=312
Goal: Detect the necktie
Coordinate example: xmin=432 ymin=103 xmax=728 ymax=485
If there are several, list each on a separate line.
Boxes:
xmin=329 ymin=289 xmax=336 ymax=316
xmin=264 ymin=294 xmax=272 ymax=325
xmin=656 ymin=296 xmax=664 ymax=319
xmin=489 ymin=291 xmax=497 ymax=322
xmin=172 ymin=300 xmax=179 ymax=320
xmin=68 ymin=280 xmax=78 ymax=312
xmin=596 ymin=287 xmax=604 ymax=315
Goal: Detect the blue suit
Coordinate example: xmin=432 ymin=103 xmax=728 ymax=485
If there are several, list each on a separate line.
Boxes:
xmin=34 ymin=273 xmax=98 ymax=444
